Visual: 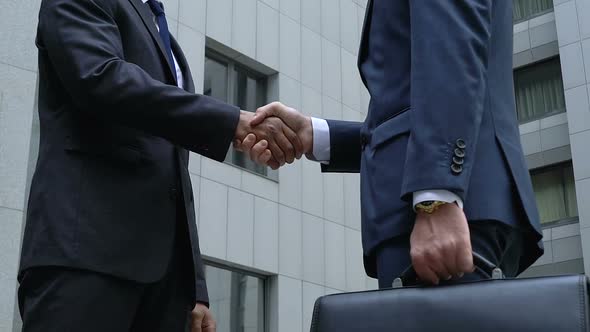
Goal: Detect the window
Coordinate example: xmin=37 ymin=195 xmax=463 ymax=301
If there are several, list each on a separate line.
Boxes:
xmin=204 ymin=264 xmax=266 ymax=332
xmin=514 ymin=58 xmax=566 ymax=123
xmin=204 ymin=51 xmax=271 ymax=178
xmin=513 ymin=0 xmax=554 ymax=22
xmin=531 ymin=163 xmax=579 ymax=225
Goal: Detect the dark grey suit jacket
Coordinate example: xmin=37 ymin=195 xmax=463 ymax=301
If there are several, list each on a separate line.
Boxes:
xmin=19 ymin=0 xmax=240 ymax=304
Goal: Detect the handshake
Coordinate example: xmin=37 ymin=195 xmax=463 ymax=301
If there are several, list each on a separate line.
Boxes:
xmin=233 ymin=102 xmax=313 ymax=169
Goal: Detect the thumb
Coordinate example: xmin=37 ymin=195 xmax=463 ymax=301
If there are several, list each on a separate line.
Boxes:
xmin=250 ymin=110 xmax=270 ymax=126
xmin=251 ymin=102 xmax=281 ymax=126
xmin=192 ymin=323 xmax=202 ymax=332
xmin=191 ymin=312 xmax=204 ymax=332
xmin=233 ymin=139 xmax=243 ymax=151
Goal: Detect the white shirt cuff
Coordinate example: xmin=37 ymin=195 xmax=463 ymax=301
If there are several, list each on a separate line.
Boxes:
xmin=309 ymin=117 xmax=331 ymax=163
xmin=413 ymin=190 xmax=464 ymax=210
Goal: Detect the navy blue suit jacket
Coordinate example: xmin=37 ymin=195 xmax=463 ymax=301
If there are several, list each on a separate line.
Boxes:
xmin=322 ymin=0 xmax=543 ymax=277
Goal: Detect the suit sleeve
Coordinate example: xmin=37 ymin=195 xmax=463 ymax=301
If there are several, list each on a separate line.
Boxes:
xmin=401 ymin=0 xmax=492 ymax=201
xmin=194 ymin=243 xmax=209 ymax=305
xmin=320 ymin=120 xmax=363 ymax=173
xmin=38 ymin=0 xmax=239 ymax=162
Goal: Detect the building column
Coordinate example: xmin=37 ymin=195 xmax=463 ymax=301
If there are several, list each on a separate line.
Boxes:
xmin=554 ymin=0 xmax=590 ymax=274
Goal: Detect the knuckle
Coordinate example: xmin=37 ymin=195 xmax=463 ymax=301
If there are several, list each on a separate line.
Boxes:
xmin=443 ymin=239 xmax=457 ymax=251
xmin=425 ymin=245 xmax=439 ymax=257
xmin=410 ymin=249 xmax=424 ymax=262
xmin=424 ymin=250 xmax=436 ymax=261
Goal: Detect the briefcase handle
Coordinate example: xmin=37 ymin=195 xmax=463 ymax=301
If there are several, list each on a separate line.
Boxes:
xmin=392 ymin=252 xmax=504 ymax=288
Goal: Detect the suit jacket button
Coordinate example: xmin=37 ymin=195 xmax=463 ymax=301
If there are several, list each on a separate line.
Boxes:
xmin=451 ymin=164 xmax=463 ymax=174
xmin=456 ymin=139 xmax=466 ymax=149
xmin=452 ymin=156 xmax=464 ymax=165
xmin=454 ymin=148 xmax=465 ymax=158
xmin=169 ymin=188 xmax=178 ymax=200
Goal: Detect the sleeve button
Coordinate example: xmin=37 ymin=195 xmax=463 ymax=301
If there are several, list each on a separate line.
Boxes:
xmin=456 ymin=139 xmax=466 ymax=149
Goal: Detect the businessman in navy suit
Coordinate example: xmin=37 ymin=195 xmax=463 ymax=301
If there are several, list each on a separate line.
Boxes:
xmin=240 ymin=0 xmax=543 ymax=286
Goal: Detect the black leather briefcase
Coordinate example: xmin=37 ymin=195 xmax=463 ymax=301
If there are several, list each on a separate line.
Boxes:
xmin=310 ymin=253 xmax=590 ymax=331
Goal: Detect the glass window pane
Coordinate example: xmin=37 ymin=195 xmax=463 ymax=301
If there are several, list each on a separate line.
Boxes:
xmin=233 ymin=66 xmax=267 ymax=112
xmin=204 ymin=53 xmax=270 ymax=178
xmin=235 ymin=70 xmax=259 ymax=111
xmin=204 ymin=57 xmax=229 ymax=102
xmin=530 ymin=163 xmax=582 ymax=224
xmin=205 ymin=265 xmax=265 ymax=332
xmin=513 ymin=0 xmax=554 ymax=22
xmin=232 ymin=66 xmax=268 ymax=176
xmin=514 ymin=58 xmax=566 ymax=123
xmin=532 ymin=168 xmax=567 ymax=223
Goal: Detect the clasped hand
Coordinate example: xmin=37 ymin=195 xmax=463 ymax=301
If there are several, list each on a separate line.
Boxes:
xmin=233 ymin=102 xmax=313 ymax=169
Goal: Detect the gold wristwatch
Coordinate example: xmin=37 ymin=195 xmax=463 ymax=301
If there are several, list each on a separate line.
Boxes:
xmin=415 ymin=200 xmax=447 ymax=214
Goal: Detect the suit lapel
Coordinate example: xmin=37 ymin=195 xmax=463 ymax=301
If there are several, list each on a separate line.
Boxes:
xmin=357 ymin=0 xmax=374 ymax=68
xmin=128 ymin=0 xmax=177 ymax=84
xmin=171 ymin=37 xmax=195 ymax=93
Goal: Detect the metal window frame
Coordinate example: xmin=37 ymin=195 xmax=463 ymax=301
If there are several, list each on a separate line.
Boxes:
xmin=530 ymin=161 xmax=579 ymax=225
xmin=204 ymin=261 xmax=268 ymax=332
xmin=540 ymin=216 xmax=579 ymax=229
xmin=514 ymin=56 xmax=566 ymax=124
xmin=512 ymin=0 xmax=554 ymax=24
xmin=205 ymin=49 xmax=278 ymax=181
xmin=513 ymin=7 xmax=554 ymax=24
xmin=518 ymin=108 xmax=567 ymax=125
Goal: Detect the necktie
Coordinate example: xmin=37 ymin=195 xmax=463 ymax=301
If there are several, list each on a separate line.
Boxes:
xmin=146 ymin=0 xmax=177 ymax=82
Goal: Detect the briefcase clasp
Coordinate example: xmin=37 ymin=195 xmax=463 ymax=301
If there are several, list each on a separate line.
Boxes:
xmin=392 ymin=278 xmax=404 ymax=288
xmin=492 ymin=267 xmax=504 ymax=280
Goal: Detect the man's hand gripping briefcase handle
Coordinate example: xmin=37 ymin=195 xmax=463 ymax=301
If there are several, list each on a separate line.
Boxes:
xmin=393 ymin=252 xmax=504 ymax=288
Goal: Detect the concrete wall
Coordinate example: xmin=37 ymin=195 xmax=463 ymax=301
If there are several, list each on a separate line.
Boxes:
xmin=513 ymin=11 xmax=559 ymax=68
xmin=512 ymin=8 xmax=587 ymax=276
xmin=553 ymin=0 xmax=590 ymax=275
xmin=0 ymin=0 xmax=41 ymax=330
xmin=523 ymin=223 xmax=584 ymax=276
xmin=180 ymin=0 xmax=373 ymax=330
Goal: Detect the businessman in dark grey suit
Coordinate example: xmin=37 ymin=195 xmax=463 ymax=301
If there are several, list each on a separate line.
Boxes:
xmin=18 ymin=0 xmax=302 ymax=331
xmin=240 ymin=0 xmax=543 ymax=287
